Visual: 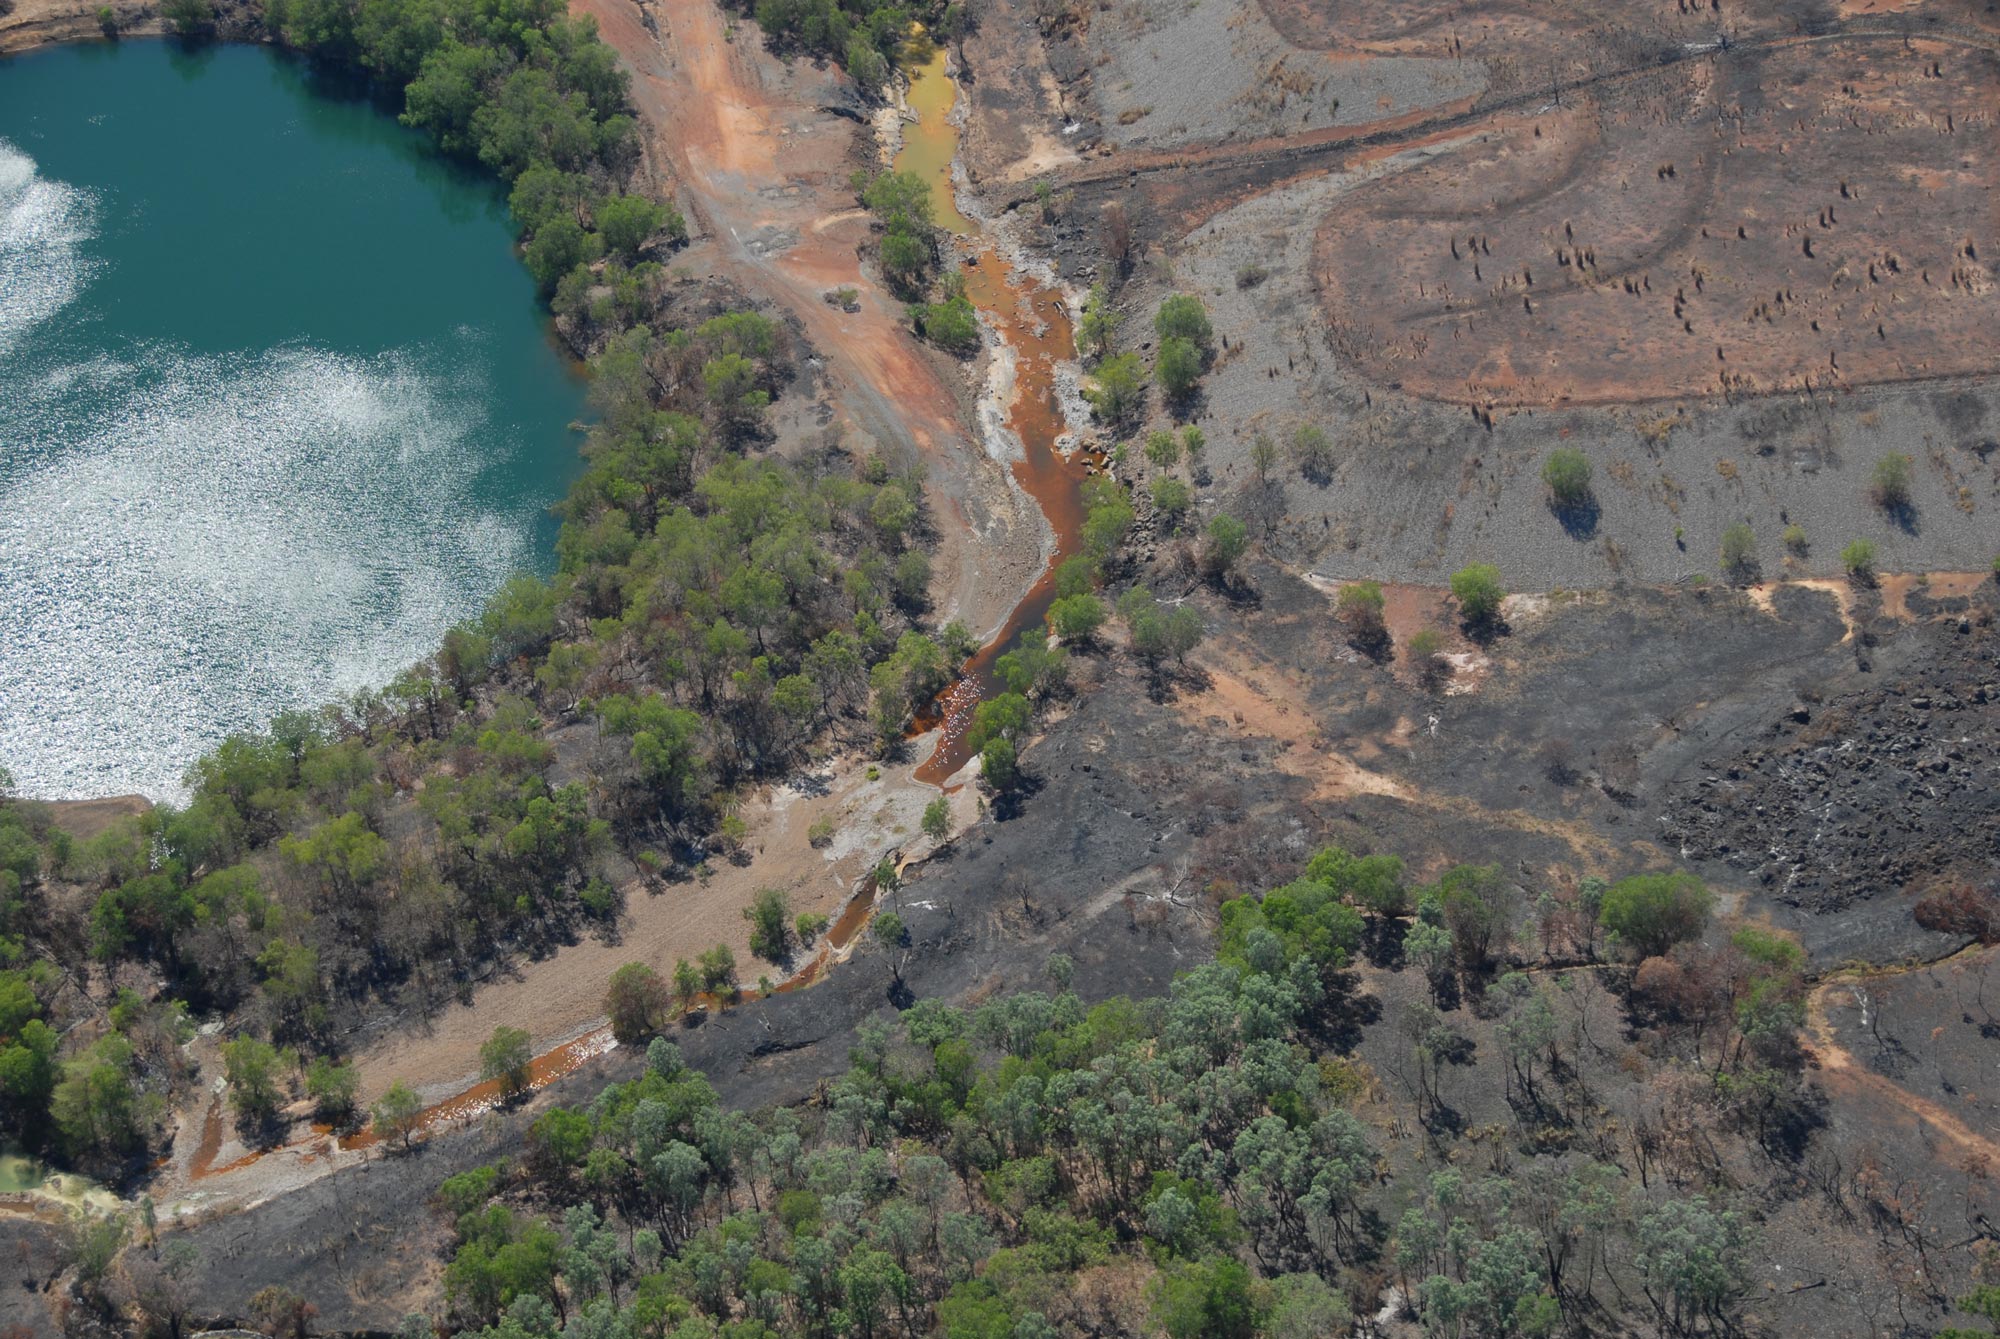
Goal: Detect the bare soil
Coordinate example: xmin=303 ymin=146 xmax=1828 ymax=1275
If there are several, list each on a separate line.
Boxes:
xmin=1316 ymin=41 xmax=2000 ymax=406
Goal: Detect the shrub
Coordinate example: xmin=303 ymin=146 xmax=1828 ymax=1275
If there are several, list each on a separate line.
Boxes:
xmin=1407 ymin=629 xmax=1449 ymax=690
xmin=794 ymin=911 xmax=830 ymax=946
xmin=1291 ymin=424 xmax=1335 ymax=482
xmin=1541 ymin=448 xmax=1592 ymax=506
xmin=1201 ymin=514 xmax=1249 ymax=580
xmin=1449 ymin=563 xmax=1505 ymax=630
xmin=916 ymin=296 xmax=980 ymax=354
xmin=1598 ymin=871 xmax=1713 ymax=958
xmin=1841 ymin=538 xmax=1878 ymax=582
xmin=1719 ymin=522 xmax=1757 ymax=581
xmin=1144 ymin=430 xmax=1181 ymax=469
xmin=1151 ymin=477 xmax=1192 ymax=527
xmin=96 ymin=5 xmax=117 ymax=34
xmin=806 ymin=816 xmax=834 ymax=848
xmin=1782 ymin=523 xmax=1808 ymax=556
xmin=1870 ymin=452 xmax=1914 ymax=510
xmin=1336 ymin=581 xmax=1386 ymax=649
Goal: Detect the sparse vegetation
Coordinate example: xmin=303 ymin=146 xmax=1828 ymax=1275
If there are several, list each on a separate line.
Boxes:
xmin=1842 ymin=538 xmax=1879 ymax=582
xmin=1335 ymin=579 xmax=1388 ymax=653
xmin=1870 ymin=451 xmax=1915 ymax=511
xmin=1541 ymin=447 xmax=1592 ymax=507
xmin=1449 ymin=563 xmax=1505 ymax=632
xmin=1719 ymin=522 xmax=1757 ymax=582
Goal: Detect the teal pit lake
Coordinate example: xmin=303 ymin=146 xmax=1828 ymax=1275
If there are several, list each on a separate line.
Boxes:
xmin=0 ymin=40 xmax=584 ymax=801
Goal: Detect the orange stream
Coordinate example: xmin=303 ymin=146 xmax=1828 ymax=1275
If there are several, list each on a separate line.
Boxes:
xmin=897 ymin=46 xmax=1092 ymax=786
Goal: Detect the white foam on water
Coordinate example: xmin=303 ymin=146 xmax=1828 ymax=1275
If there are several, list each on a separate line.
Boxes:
xmin=0 ymin=338 xmax=542 ymax=801
xmin=0 ymin=140 xmax=96 ymax=357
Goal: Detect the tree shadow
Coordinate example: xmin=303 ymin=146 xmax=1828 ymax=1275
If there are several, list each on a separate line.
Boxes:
xmin=988 ymin=771 xmax=1046 ymax=822
xmin=1884 ymin=499 xmax=1920 ymax=536
xmin=1363 ymin=917 xmax=1407 ymax=970
xmin=1347 ymin=625 xmax=1393 ymax=664
xmin=1459 ymin=613 xmax=1509 ymax=646
xmin=1143 ymin=660 xmax=1212 ymax=705
xmin=1550 ymin=493 xmax=1600 ymax=539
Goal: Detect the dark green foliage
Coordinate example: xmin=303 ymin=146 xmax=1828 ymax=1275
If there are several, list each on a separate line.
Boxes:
xmin=161 ymin=0 xmax=211 ymax=34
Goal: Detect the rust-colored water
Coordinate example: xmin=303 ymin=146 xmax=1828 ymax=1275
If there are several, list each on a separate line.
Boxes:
xmin=897 ymin=46 xmax=1091 ymax=786
xmin=338 ymin=1027 xmax=619 ymax=1151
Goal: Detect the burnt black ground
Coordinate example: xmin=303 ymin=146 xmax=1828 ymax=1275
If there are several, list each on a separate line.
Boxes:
xmin=150 ymin=572 xmax=2000 ymax=1332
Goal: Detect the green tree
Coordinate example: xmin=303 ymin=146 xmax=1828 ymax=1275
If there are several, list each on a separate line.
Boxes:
xmin=603 ymin=963 xmax=670 ymax=1045
xmin=596 ymin=194 xmax=666 ymax=260
xmin=1633 ymin=1197 xmax=1750 ymax=1336
xmin=162 ymin=0 xmax=211 ymax=33
xmin=1598 ymin=871 xmax=1713 ymax=958
xmin=698 ymin=943 xmax=737 ymax=994
xmin=481 ymin=1026 xmax=535 ymax=1102
xmin=744 ymin=887 xmax=793 ymax=963
xmin=1048 ymin=593 xmax=1107 ymax=643
xmin=1336 ymin=580 xmax=1387 ymax=650
xmin=1151 ymin=477 xmax=1192 ymax=528
xmin=52 ymin=1035 xmax=145 ymax=1161
xmin=1085 ymin=353 xmax=1147 ymax=425
xmin=1077 ymin=284 xmax=1120 ymax=358
xmin=305 ymin=1056 xmax=360 ymax=1128
xmin=1153 ymin=294 xmax=1214 ymax=351
xmin=525 ymin=215 xmax=598 ymax=291
xmin=1201 ymin=514 xmax=1249 ymax=581
xmin=1157 ymin=336 xmax=1202 ymax=401
xmin=374 ymin=1079 xmax=424 ymax=1151
xmin=917 ymin=296 xmax=981 ymax=354
xmin=922 ymin=797 xmax=951 ymax=845
xmin=1449 ymin=563 xmax=1506 ymax=631
xmin=980 ymin=737 xmax=1019 ymax=793
xmin=1152 ymin=1256 xmax=1255 ymax=1339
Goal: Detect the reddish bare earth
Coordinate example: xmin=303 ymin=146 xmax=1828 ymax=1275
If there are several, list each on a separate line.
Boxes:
xmin=1316 ymin=40 xmax=2000 ymax=405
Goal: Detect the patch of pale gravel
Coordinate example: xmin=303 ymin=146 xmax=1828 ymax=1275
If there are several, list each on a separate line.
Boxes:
xmin=1089 ymin=0 xmax=1485 ymax=150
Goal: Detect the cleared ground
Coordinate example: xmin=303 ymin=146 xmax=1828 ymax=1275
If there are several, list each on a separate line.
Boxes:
xmin=1317 ymin=40 xmax=2000 ymax=406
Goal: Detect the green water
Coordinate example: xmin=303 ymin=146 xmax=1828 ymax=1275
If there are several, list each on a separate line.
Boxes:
xmin=0 ymin=41 xmax=584 ymax=800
